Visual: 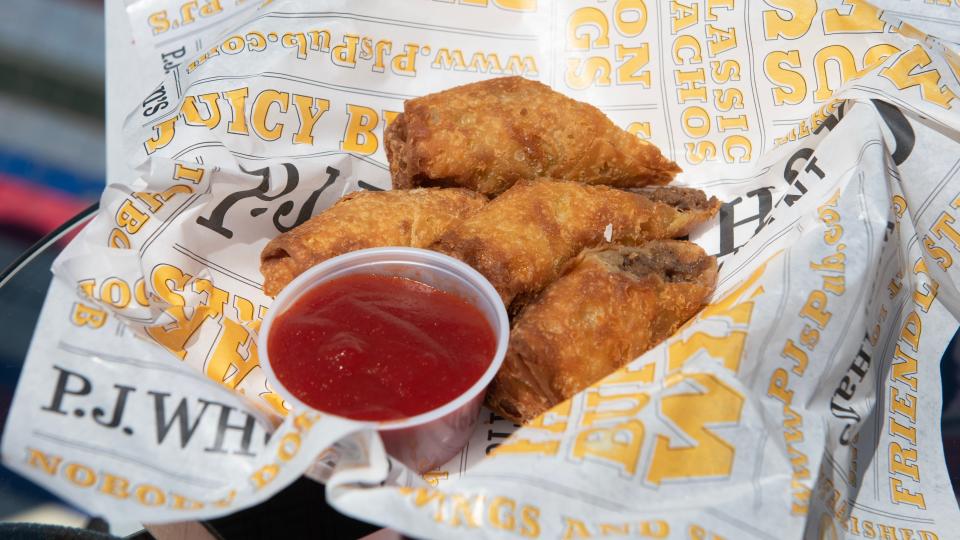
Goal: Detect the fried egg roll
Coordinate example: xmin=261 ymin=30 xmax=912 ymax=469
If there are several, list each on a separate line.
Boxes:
xmin=385 ymin=77 xmax=681 ymax=195
xmin=486 ymin=240 xmax=718 ymax=424
xmin=431 ymin=179 xmax=718 ymax=306
xmin=260 ymin=188 xmax=486 ymax=297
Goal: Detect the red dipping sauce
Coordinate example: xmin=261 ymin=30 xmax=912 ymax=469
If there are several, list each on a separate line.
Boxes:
xmin=267 ymin=274 xmax=497 ymax=421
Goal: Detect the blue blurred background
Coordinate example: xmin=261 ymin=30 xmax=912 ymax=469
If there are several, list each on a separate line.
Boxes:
xmin=0 ymin=0 xmax=103 ymax=263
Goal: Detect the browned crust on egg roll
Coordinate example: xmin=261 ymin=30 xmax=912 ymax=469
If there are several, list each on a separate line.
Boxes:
xmin=385 ymin=76 xmax=681 ymax=195
xmin=260 ymin=188 xmax=487 ymax=297
xmin=430 ymin=179 xmax=718 ymax=306
xmin=486 ymin=240 xmax=718 ymax=424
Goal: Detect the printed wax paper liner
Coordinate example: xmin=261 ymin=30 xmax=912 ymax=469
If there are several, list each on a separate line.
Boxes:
xmin=4 ymin=0 xmax=960 ymax=537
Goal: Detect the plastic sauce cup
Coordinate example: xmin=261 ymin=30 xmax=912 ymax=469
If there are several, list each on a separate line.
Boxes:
xmin=258 ymin=247 xmax=510 ymax=473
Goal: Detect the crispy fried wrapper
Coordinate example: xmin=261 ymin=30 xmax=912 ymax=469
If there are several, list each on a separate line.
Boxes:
xmin=385 ymin=77 xmax=681 ymax=195
xmin=487 ymin=240 xmax=718 ymax=424
xmin=431 ymin=179 xmax=718 ymax=306
xmin=260 ymin=188 xmax=486 ymax=296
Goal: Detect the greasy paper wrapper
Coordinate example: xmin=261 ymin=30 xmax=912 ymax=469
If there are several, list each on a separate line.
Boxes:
xmin=4 ymin=0 xmax=960 ymax=537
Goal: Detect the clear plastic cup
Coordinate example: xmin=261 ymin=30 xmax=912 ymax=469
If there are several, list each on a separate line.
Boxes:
xmin=258 ymin=247 xmax=510 ymax=473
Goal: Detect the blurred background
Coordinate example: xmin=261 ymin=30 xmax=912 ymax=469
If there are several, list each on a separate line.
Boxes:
xmin=0 ymin=0 xmax=105 ymax=531
xmin=0 ymin=0 xmax=103 ymax=267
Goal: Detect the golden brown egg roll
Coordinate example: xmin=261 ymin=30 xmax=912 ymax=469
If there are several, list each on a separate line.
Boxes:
xmin=486 ymin=240 xmax=718 ymax=424
xmin=260 ymin=188 xmax=486 ymax=297
xmin=431 ymin=179 xmax=718 ymax=307
xmin=385 ymin=76 xmax=681 ymax=195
